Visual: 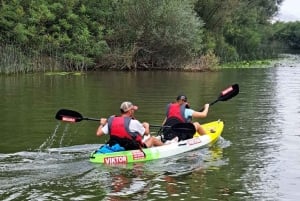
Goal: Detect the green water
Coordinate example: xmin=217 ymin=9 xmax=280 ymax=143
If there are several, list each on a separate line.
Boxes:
xmin=1 ymin=55 xmax=300 ymax=200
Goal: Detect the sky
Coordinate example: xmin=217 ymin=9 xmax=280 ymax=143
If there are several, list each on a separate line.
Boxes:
xmin=276 ymin=0 xmax=300 ymax=22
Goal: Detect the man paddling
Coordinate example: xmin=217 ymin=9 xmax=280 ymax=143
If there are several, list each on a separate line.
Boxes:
xmin=96 ymin=101 xmax=165 ymax=150
xmin=162 ymin=95 xmax=211 ymax=141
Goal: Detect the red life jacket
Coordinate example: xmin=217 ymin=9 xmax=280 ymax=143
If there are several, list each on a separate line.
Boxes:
xmin=107 ymin=116 xmax=143 ymax=145
xmin=166 ymin=103 xmax=188 ymax=123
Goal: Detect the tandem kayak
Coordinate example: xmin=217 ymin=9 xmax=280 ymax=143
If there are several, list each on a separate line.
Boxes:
xmin=89 ymin=120 xmax=224 ymax=164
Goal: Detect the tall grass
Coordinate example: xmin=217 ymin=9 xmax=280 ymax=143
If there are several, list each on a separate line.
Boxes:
xmin=0 ymin=43 xmax=64 ymax=74
xmin=0 ymin=44 xmax=32 ymax=74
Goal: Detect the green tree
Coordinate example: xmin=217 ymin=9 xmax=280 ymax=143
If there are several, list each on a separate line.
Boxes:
xmin=274 ymin=21 xmax=300 ymax=50
xmin=0 ymin=0 xmax=109 ymax=71
xmin=0 ymin=0 xmax=289 ymax=73
xmin=224 ymin=0 xmax=283 ymax=61
xmin=194 ymin=0 xmax=283 ymax=62
xmin=100 ymin=0 xmax=205 ymax=69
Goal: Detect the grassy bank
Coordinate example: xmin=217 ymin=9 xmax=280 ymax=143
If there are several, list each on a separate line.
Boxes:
xmin=2 ymin=44 xmax=293 ymax=75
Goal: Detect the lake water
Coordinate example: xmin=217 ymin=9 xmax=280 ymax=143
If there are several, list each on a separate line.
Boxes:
xmin=1 ymin=54 xmax=300 ymax=200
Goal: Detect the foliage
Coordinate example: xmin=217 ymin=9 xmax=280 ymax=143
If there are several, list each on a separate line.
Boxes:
xmin=273 ymin=21 xmax=300 ymax=50
xmin=0 ymin=0 xmax=109 ymax=72
xmin=183 ymin=51 xmax=220 ymax=71
xmin=0 ymin=44 xmax=31 ymax=74
xmin=0 ymin=0 xmax=297 ymax=73
xmin=221 ymin=59 xmax=272 ymax=68
xmin=98 ymin=0 xmax=204 ymax=69
xmin=194 ymin=0 xmax=284 ymax=62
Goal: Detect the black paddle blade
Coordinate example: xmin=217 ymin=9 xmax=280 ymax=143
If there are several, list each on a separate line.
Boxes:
xmin=171 ymin=123 xmax=196 ymax=135
xmin=55 ymin=109 xmax=83 ymax=122
xmin=218 ymin=84 xmax=239 ymax=102
xmin=199 ymin=84 xmax=239 ymax=111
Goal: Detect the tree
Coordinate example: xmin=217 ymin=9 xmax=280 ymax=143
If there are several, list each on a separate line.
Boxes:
xmin=273 ymin=21 xmax=300 ymax=50
xmin=194 ymin=0 xmax=283 ymax=62
xmin=0 ymin=0 xmax=109 ymax=71
xmin=100 ymin=0 xmax=205 ymax=69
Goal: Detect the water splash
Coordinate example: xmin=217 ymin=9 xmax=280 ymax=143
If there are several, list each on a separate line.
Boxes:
xmin=38 ymin=122 xmax=72 ymax=152
xmin=59 ymin=123 xmax=70 ymax=148
xmin=38 ymin=123 xmax=59 ymax=151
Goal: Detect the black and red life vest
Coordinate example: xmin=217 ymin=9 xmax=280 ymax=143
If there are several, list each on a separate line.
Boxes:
xmin=107 ymin=116 xmax=143 ymax=146
xmin=166 ymin=103 xmax=188 ymax=123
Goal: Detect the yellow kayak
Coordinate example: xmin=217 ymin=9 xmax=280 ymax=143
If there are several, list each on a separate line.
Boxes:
xmin=90 ymin=120 xmax=224 ymax=164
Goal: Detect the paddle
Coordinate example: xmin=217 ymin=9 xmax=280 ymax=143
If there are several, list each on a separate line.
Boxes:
xmin=199 ymin=83 xmax=239 ymax=111
xmin=55 ymin=109 xmax=196 ymax=135
xmin=55 ymin=109 xmax=100 ymax=122
xmin=153 ymin=84 xmax=239 ymax=136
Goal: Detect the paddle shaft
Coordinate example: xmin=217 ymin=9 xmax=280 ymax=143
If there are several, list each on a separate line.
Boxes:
xmin=199 ymin=99 xmax=219 ymax=112
xmin=56 ymin=109 xmax=167 ymax=127
xmin=82 ymin=117 xmax=100 ymax=121
xmin=55 ymin=109 xmax=196 ymax=135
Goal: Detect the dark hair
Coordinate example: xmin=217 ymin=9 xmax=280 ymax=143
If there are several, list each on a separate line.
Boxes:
xmin=176 ymin=95 xmax=187 ymax=102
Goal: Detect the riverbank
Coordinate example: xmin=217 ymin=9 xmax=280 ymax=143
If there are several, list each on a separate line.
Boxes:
xmin=1 ymin=51 xmax=299 ymax=75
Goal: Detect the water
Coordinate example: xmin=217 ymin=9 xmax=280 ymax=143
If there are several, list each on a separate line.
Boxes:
xmin=0 ymin=54 xmax=300 ymax=200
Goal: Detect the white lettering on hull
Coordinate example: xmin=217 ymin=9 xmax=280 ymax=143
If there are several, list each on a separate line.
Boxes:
xmin=187 ymin=138 xmax=201 ymax=145
xmin=104 ymin=156 xmax=128 ymax=164
xmin=132 ymin=150 xmax=145 ymax=160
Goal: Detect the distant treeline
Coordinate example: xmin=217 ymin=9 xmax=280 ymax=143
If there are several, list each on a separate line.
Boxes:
xmin=0 ymin=0 xmax=300 ymax=74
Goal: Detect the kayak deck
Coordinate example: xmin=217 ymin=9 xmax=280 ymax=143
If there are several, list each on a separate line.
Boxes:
xmin=89 ymin=120 xmax=224 ymax=164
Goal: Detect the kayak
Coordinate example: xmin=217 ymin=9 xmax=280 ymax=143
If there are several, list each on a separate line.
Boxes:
xmin=89 ymin=120 xmax=224 ymax=164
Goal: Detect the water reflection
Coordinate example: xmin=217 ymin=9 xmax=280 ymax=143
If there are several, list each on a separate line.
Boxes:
xmin=91 ymin=139 xmax=230 ymax=201
xmin=234 ymin=57 xmax=300 ymax=201
xmin=0 ymin=139 xmax=228 ymax=201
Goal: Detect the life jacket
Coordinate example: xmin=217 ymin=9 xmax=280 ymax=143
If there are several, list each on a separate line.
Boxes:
xmin=166 ymin=103 xmax=188 ymax=123
xmin=107 ymin=116 xmax=143 ymax=148
xmin=163 ymin=103 xmax=192 ymax=141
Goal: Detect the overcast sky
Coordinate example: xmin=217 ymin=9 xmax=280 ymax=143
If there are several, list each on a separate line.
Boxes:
xmin=276 ymin=0 xmax=300 ymax=22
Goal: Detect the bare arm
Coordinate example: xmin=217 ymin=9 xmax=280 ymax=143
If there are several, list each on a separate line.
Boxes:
xmin=96 ymin=118 xmax=107 ymax=137
xmin=142 ymin=122 xmax=150 ymax=135
xmin=192 ymin=104 xmax=210 ymax=118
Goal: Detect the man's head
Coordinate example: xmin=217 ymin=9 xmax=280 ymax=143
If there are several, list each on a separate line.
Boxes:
xmin=176 ymin=95 xmax=187 ymax=102
xmin=120 ymin=101 xmax=138 ymax=114
xmin=176 ymin=95 xmax=189 ymax=108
